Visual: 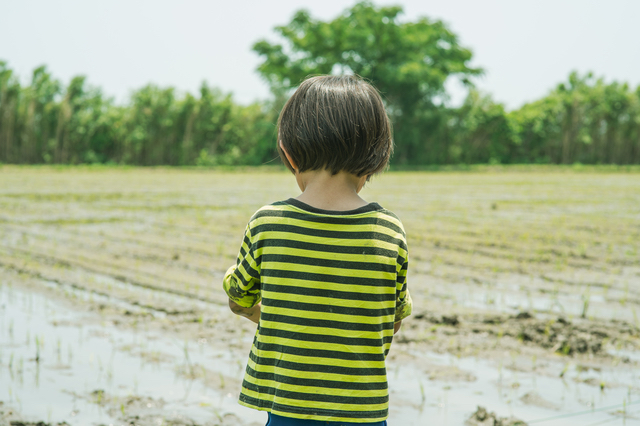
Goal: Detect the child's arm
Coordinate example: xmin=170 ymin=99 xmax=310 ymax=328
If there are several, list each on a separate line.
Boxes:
xmin=394 ymin=247 xmax=411 ymax=334
xmin=394 ymin=320 xmax=402 ymax=335
xmin=228 ymin=299 xmax=261 ymax=324
xmin=222 ymin=222 xmax=262 ymax=325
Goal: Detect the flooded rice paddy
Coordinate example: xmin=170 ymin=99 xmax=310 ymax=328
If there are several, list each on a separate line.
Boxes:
xmin=0 ymin=166 xmax=639 ymax=425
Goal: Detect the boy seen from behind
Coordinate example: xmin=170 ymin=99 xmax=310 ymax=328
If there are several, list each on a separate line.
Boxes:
xmin=223 ymin=75 xmax=412 ymax=426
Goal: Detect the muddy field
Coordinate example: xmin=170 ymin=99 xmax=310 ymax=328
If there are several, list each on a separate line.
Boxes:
xmin=1 ymin=166 xmax=639 ymax=426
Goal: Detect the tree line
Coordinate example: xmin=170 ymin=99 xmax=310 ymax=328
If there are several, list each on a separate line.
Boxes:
xmin=0 ymin=62 xmax=277 ymax=166
xmin=1 ymin=2 xmax=639 ymax=166
xmin=442 ymin=72 xmax=640 ymax=165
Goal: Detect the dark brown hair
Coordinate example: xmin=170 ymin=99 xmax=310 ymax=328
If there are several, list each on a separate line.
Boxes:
xmin=277 ymin=75 xmax=392 ymax=177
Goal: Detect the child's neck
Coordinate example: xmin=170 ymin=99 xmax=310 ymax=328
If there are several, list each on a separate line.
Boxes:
xmin=294 ymin=169 xmax=369 ymax=212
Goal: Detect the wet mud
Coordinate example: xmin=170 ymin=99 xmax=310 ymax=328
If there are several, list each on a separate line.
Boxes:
xmin=465 ymin=406 xmax=526 ymax=426
xmin=1 ymin=167 xmax=639 ymax=425
xmin=406 ymin=309 xmax=639 ymax=357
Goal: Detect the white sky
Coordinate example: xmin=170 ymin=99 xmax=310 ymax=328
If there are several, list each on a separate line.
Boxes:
xmin=2 ymin=0 xmax=639 ymax=110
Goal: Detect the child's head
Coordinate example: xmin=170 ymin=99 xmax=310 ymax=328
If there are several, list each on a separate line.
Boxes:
xmin=277 ymin=75 xmax=392 ymax=177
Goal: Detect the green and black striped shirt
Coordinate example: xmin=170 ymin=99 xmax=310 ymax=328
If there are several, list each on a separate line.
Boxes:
xmin=223 ymin=198 xmax=411 ymax=423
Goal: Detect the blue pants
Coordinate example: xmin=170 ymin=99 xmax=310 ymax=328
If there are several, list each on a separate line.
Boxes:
xmin=266 ymin=412 xmax=388 ymax=426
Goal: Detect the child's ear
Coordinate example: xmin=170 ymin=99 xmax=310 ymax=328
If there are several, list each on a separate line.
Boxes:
xmin=279 ymin=140 xmax=298 ymax=172
xmin=356 ymin=174 xmax=369 ymax=193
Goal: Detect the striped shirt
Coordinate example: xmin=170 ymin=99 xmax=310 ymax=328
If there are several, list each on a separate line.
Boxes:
xmin=223 ymin=198 xmax=411 ymax=423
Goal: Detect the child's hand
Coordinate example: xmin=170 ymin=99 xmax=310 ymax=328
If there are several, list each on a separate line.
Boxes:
xmin=228 ymin=299 xmax=261 ymax=325
xmin=393 ymin=320 xmax=402 ymax=335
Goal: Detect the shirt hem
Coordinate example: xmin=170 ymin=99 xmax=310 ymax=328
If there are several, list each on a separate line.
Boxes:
xmin=238 ymin=396 xmax=389 ymax=423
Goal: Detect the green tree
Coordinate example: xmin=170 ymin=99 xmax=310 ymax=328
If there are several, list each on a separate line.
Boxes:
xmin=0 ymin=61 xmax=21 ymax=163
xmin=50 ymin=76 xmax=113 ymax=164
xmin=449 ymin=90 xmax=513 ymax=164
xmin=252 ymin=1 xmax=482 ymax=164
xmin=508 ymin=72 xmax=640 ymax=165
xmin=20 ymin=66 xmax=61 ymax=164
xmin=189 ymin=84 xmax=234 ymax=165
xmin=123 ymin=85 xmax=179 ymax=165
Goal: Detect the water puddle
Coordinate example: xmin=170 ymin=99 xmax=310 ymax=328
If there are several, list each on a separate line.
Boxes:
xmin=0 ymin=282 xmax=265 ymax=425
xmin=428 ymin=277 xmax=638 ymax=324
xmin=40 ymin=267 xmax=224 ymax=319
xmin=388 ymin=350 xmax=640 ymax=425
xmin=1 ymin=278 xmax=639 ymax=425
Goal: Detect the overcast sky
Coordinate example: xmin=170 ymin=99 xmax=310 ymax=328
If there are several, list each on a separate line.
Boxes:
xmin=2 ymin=0 xmax=639 ymax=110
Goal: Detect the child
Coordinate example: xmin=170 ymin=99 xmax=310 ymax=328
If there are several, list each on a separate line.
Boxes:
xmin=223 ymin=75 xmax=412 ymax=426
